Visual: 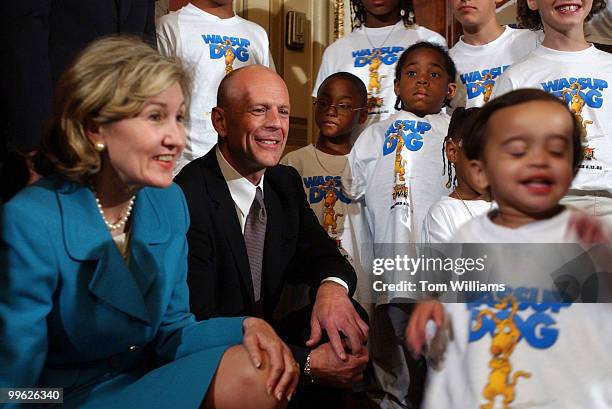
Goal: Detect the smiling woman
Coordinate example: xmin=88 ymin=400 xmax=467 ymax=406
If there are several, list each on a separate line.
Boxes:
xmin=0 ymin=36 xmax=298 ymax=409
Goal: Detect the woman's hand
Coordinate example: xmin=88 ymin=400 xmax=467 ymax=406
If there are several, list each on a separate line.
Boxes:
xmin=242 ymin=317 xmax=299 ymax=401
xmin=405 ymin=300 xmax=445 ymax=357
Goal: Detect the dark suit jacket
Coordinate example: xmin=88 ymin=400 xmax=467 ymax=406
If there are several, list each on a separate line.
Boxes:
xmin=175 ymin=148 xmax=358 ymax=364
xmin=0 ymin=0 xmax=155 ymax=153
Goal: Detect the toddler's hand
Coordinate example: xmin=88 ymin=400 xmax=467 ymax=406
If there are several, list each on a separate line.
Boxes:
xmin=568 ymin=211 xmax=611 ymax=245
xmin=405 ymin=300 xmax=445 ymax=357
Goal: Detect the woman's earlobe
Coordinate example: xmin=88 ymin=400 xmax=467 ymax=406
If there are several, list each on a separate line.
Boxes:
xmin=85 ymin=119 xmax=105 ymax=147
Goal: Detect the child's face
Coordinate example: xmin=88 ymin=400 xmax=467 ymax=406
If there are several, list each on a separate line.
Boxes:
xmin=393 ymin=48 xmax=456 ymax=117
xmin=452 ymin=0 xmax=500 ymax=29
xmin=471 ymin=100 xmax=575 ymax=219
xmin=315 ymin=78 xmax=367 ymax=140
xmin=527 ymin=0 xmax=593 ymax=33
xmin=361 ymin=0 xmax=402 ymax=17
xmin=196 ymin=0 xmax=234 ymax=6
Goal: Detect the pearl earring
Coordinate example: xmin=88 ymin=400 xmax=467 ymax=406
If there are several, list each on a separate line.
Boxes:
xmin=400 ymin=8 xmax=405 ymax=17
xmin=94 ymin=142 xmax=106 ymax=152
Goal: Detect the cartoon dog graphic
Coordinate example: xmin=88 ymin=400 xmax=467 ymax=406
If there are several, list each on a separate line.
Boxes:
xmin=385 ymin=122 xmax=406 ymax=184
xmin=473 ymin=295 xmax=531 ymax=409
xmin=562 ymin=82 xmax=594 ymax=143
xmin=473 ymin=73 xmax=495 ymax=103
xmin=216 ymin=39 xmax=236 ymax=74
xmin=368 ymin=50 xmax=384 ymax=96
xmin=321 ymin=179 xmax=343 ymax=236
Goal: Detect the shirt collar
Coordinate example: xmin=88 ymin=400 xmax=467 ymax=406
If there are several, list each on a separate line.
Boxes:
xmin=216 ymin=146 xmax=265 ymax=218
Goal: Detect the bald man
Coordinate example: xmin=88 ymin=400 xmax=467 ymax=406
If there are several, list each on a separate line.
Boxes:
xmin=175 ymin=66 xmax=369 ymax=407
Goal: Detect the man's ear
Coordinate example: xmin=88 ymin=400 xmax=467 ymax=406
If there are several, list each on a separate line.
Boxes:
xmin=526 ymin=0 xmax=539 ymax=11
xmin=446 ymin=139 xmax=459 ymax=163
xmin=468 ymin=159 xmax=489 ymax=192
xmin=211 ymin=107 xmax=228 ymax=139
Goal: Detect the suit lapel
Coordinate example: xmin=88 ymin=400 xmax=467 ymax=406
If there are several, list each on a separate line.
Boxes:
xmin=58 ymin=181 xmax=166 ymax=324
xmin=129 ymin=187 xmax=170 ymax=299
xmin=200 ymin=153 xmax=255 ymax=306
xmin=262 ymin=177 xmax=284 ymax=312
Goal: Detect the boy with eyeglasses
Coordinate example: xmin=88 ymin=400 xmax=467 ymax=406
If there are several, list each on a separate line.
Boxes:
xmin=281 ymin=72 xmax=370 ymax=305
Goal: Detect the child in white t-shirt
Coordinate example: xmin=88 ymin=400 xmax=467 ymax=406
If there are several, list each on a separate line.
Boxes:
xmin=342 ymin=41 xmax=457 ymax=408
xmin=406 ymin=89 xmax=612 ymax=409
xmin=281 ymin=72 xmax=370 ymax=303
xmin=422 ymin=107 xmax=491 ymax=244
xmin=344 ymin=42 xmax=457 ymax=250
xmin=157 ymin=0 xmax=273 ymax=172
xmin=314 ymin=0 xmax=447 ymax=132
xmin=449 ymin=0 xmax=541 ymax=107
xmin=492 ymin=0 xmax=612 ymax=223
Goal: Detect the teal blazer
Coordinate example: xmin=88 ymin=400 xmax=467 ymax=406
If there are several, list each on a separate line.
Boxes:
xmin=0 ymin=177 xmax=245 ymax=409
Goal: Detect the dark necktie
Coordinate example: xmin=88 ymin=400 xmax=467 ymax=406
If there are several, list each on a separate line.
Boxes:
xmin=243 ymin=187 xmax=266 ymax=304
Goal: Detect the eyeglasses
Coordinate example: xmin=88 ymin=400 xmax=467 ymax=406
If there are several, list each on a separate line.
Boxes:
xmin=313 ymin=99 xmax=367 ymax=115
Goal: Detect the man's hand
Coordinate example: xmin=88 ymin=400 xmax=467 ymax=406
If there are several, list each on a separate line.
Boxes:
xmin=308 ymin=342 xmax=368 ymax=388
xmin=306 ymin=282 xmax=369 ymax=360
xmin=242 ymin=317 xmax=299 ymax=401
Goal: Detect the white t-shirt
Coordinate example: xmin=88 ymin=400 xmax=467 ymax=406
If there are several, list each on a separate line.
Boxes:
xmin=585 ymin=2 xmax=612 ymax=45
xmin=421 ymin=196 xmax=491 ymax=244
xmin=423 ymin=209 xmax=612 ymax=409
xmin=449 ymin=26 xmax=541 ymax=108
xmin=157 ymin=4 xmax=273 ymax=171
xmin=313 ymin=22 xmax=447 ymax=131
xmin=492 ymin=45 xmax=612 ymax=193
xmin=281 ymin=145 xmax=373 ymax=303
xmin=343 ymin=110 xmax=451 ymax=301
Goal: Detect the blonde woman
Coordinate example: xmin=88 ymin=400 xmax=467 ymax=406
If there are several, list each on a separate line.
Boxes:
xmin=0 ymin=36 xmax=298 ymax=409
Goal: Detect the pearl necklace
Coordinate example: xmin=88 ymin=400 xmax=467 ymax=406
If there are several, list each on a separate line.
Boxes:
xmin=92 ymin=187 xmax=135 ymax=231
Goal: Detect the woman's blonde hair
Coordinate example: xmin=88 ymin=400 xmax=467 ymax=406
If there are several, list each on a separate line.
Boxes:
xmin=36 ymin=36 xmax=192 ymax=181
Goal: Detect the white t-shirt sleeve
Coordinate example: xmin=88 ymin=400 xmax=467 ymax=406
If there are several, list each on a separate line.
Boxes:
xmin=313 ymin=45 xmax=335 ymax=97
xmin=424 ymin=30 xmax=448 ymax=49
xmin=256 ymin=26 xmax=274 ymax=70
xmin=267 ymin=51 xmax=276 ymax=71
xmin=491 ymin=68 xmax=517 ymax=99
xmin=156 ymin=14 xmax=178 ymax=57
xmin=422 ymin=204 xmax=454 ymax=244
xmin=342 ymin=126 xmax=376 ymax=201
